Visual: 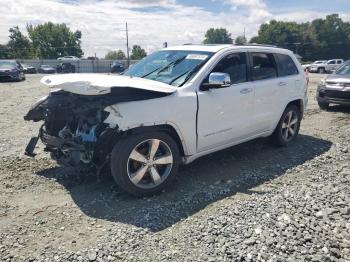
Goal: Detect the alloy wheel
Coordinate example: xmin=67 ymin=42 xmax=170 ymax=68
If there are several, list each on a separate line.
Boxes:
xmin=127 ymin=139 xmax=173 ymax=189
xmin=281 ymin=111 xmax=299 ymax=142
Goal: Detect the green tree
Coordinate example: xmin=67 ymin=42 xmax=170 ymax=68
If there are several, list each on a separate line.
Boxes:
xmin=130 ymin=45 xmax=147 ymax=60
xmin=235 ymin=35 xmax=247 ymax=45
xmin=7 ymin=26 xmax=34 ymax=58
xmin=0 ymin=44 xmax=12 ymax=59
xmin=203 ymin=28 xmax=233 ymax=44
xmin=250 ymin=20 xmax=303 ymax=48
xmin=249 ymin=14 xmax=350 ymax=61
xmin=27 ymin=22 xmax=83 ymax=59
xmin=105 ymin=49 xmax=126 ymax=60
xmin=308 ymin=14 xmax=350 ymax=60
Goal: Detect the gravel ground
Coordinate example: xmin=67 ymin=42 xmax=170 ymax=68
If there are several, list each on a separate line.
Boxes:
xmin=0 ymin=74 xmax=349 ymax=261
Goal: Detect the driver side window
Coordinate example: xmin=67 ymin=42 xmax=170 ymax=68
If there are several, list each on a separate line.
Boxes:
xmin=211 ymin=52 xmax=248 ymax=85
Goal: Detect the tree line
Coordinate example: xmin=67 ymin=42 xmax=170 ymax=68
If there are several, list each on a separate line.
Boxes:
xmin=104 ymin=45 xmax=147 ymax=60
xmin=1 ymin=14 xmax=349 ymax=61
xmin=0 ymin=23 xmax=83 ymax=59
xmin=204 ymin=14 xmax=350 ymax=61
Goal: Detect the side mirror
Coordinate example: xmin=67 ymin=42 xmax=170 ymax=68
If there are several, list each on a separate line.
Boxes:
xmin=200 ymin=72 xmax=231 ymax=91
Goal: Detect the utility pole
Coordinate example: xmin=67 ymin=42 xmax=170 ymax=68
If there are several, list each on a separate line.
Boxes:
xmin=126 ymin=22 xmax=130 ymax=68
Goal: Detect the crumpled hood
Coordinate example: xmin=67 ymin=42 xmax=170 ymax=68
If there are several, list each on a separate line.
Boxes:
xmin=41 ymin=73 xmax=177 ymax=95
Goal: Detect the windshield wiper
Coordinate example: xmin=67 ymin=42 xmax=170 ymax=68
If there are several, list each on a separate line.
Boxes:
xmin=140 ymin=55 xmax=187 ymax=78
xmin=169 ymin=59 xmax=209 ymax=86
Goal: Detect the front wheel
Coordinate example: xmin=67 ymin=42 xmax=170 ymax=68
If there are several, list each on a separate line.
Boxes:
xmin=110 ymin=132 xmax=180 ymax=197
xmin=318 ymin=67 xmax=326 ymax=74
xmin=271 ymin=105 xmax=301 ymax=146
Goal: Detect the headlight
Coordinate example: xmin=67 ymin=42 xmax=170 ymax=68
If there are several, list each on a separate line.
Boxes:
xmin=318 ymin=78 xmax=326 ymax=88
xmin=30 ymin=95 xmax=48 ymax=110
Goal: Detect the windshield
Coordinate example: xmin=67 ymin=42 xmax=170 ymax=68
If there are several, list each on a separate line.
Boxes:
xmin=0 ymin=61 xmax=16 ymax=69
xmin=124 ymin=50 xmax=213 ymax=86
xmin=335 ymin=63 xmax=350 ymax=75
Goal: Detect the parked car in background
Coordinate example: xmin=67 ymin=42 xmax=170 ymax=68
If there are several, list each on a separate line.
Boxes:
xmin=302 ymin=60 xmax=327 ymax=71
xmin=0 ymin=60 xmax=25 ymax=81
xmin=309 ymin=59 xmax=344 ymax=73
xmin=316 ymin=60 xmax=350 ymax=109
xmin=111 ymin=61 xmax=125 ymax=73
xmin=38 ymin=65 xmax=56 ymax=74
xmin=22 ymin=64 xmax=37 ymax=74
xmin=24 ymin=45 xmax=308 ymax=196
xmin=56 ymin=63 xmax=75 ymax=73
xmin=57 ymin=56 xmax=80 ymax=62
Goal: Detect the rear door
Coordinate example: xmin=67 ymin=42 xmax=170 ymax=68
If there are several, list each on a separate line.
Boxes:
xmin=327 ymin=60 xmax=337 ymax=71
xmin=249 ymin=52 xmax=281 ymax=132
xmin=336 ymin=60 xmax=343 ymax=70
xmin=274 ymin=52 xmax=302 ymax=105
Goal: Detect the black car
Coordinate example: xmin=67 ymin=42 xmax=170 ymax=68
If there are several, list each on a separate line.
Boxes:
xmin=317 ymin=60 xmax=350 ymax=109
xmin=111 ymin=61 xmax=125 ymax=73
xmin=38 ymin=65 xmax=56 ymax=74
xmin=22 ymin=64 xmax=37 ymax=74
xmin=56 ymin=63 xmax=76 ymax=73
xmin=0 ymin=60 xmax=25 ymax=81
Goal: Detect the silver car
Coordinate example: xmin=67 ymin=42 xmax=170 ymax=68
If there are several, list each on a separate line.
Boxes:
xmin=316 ymin=60 xmax=350 ymax=109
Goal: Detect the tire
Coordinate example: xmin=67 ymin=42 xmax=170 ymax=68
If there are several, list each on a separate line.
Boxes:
xmin=318 ymin=101 xmax=329 ymax=110
xmin=318 ymin=67 xmax=325 ymax=74
xmin=110 ymin=131 xmax=180 ymax=197
xmin=271 ymin=105 xmax=301 ymax=147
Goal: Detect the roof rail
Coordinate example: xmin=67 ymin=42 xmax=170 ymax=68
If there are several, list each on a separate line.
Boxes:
xmin=238 ymin=43 xmax=278 ymax=48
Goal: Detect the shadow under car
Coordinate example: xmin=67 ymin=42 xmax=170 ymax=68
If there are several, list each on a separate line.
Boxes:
xmin=36 ymin=134 xmax=332 ymax=231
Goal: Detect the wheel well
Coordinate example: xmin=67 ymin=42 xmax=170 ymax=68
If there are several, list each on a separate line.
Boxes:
xmin=124 ymin=125 xmax=186 ymax=156
xmin=287 ymin=99 xmax=303 ymax=116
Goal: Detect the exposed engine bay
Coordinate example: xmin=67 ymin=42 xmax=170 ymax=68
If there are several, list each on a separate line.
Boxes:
xmin=24 ymin=87 xmax=170 ymax=168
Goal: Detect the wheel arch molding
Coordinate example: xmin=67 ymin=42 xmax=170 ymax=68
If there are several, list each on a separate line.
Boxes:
xmin=122 ymin=124 xmax=187 ymax=157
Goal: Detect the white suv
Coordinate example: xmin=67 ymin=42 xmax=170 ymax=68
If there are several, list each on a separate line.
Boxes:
xmin=24 ymin=45 xmax=308 ymax=196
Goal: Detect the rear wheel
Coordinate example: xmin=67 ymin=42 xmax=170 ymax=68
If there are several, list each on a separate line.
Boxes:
xmin=272 ymin=105 xmax=301 ymax=146
xmin=110 ymin=132 xmax=180 ymax=196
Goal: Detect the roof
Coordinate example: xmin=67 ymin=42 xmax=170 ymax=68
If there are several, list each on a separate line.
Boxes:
xmin=165 ymin=44 xmax=232 ymax=52
xmin=165 ymin=44 xmax=292 ymax=54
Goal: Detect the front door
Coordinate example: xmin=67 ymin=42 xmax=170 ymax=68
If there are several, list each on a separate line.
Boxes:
xmin=197 ymin=52 xmax=255 ymax=152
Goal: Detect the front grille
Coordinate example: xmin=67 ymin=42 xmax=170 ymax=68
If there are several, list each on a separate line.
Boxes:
xmin=324 ymin=90 xmax=350 ymax=100
xmin=326 ymin=81 xmax=350 ymax=87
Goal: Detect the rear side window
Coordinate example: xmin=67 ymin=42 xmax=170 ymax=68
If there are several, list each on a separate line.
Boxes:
xmin=251 ymin=53 xmax=277 ymax=81
xmin=275 ymin=53 xmax=299 ymax=77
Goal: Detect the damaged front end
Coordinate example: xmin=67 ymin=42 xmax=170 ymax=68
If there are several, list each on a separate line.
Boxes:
xmin=24 ymin=75 xmax=174 ymax=169
xmin=24 ymin=89 xmax=122 ymax=167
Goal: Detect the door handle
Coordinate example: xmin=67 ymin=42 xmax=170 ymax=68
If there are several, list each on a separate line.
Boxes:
xmin=240 ymin=88 xmax=253 ymax=94
xmin=278 ymin=82 xmax=287 ymax=86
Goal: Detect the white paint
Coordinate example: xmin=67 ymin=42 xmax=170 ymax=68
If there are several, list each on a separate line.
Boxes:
xmin=50 ymin=45 xmax=307 ymax=163
xmin=40 ymin=74 xmax=177 ymax=95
